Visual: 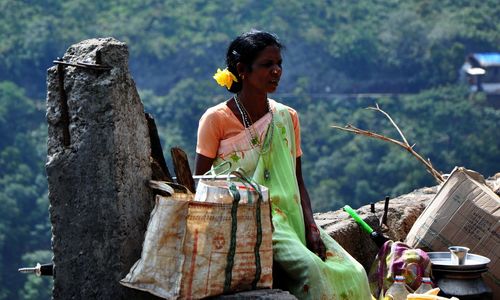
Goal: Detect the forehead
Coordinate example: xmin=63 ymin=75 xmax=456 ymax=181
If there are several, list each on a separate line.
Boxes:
xmin=255 ymin=45 xmax=282 ymax=61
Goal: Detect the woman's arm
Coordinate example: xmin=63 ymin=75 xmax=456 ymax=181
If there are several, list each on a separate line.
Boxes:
xmin=195 ymin=153 xmax=215 ymax=175
xmin=296 ymin=156 xmax=326 ymax=260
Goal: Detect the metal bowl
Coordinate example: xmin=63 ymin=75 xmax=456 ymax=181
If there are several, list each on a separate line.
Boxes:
xmin=428 ymin=252 xmax=490 ymax=271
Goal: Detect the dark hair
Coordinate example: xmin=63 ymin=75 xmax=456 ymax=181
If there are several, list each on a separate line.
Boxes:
xmin=226 ymin=30 xmax=283 ymax=93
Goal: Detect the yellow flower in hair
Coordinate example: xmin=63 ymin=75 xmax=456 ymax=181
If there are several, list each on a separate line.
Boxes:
xmin=213 ymin=68 xmax=238 ymax=89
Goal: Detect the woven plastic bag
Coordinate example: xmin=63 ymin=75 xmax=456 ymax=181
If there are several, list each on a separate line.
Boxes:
xmin=195 ymin=178 xmax=269 ymax=204
xmin=120 ymin=172 xmax=273 ymax=299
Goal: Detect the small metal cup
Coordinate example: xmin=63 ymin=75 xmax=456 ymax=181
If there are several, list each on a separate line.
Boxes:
xmin=449 ymin=246 xmax=469 ymax=265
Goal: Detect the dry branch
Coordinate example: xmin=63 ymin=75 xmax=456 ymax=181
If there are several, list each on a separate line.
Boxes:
xmin=331 ymin=104 xmax=444 ymax=183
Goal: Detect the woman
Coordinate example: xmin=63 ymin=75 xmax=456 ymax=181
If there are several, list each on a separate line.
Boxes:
xmin=195 ymin=30 xmax=372 ymax=300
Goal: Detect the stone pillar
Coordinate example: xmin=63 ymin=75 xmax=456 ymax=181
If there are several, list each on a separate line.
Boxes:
xmin=46 ymin=38 xmax=157 ymax=299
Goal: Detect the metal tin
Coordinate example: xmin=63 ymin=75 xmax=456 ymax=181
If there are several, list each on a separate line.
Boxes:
xmin=428 ymin=252 xmax=490 ymax=271
xmin=428 ymin=251 xmax=493 ymax=300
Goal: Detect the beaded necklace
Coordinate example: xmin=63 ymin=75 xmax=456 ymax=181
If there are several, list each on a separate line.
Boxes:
xmin=234 ymin=94 xmax=274 ymax=180
xmin=234 ymin=94 xmax=260 ymax=148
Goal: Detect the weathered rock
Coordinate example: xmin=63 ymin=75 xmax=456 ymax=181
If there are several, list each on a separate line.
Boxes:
xmin=315 ymin=174 xmax=499 ymax=296
xmin=212 ymin=289 xmax=297 ymax=299
xmin=316 ymin=175 xmax=498 ymax=271
xmin=315 ymin=185 xmax=439 ymax=270
xmin=46 ymin=38 xmax=157 ymax=299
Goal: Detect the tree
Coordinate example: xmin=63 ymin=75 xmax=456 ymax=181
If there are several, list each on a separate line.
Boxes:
xmin=0 ymin=82 xmax=49 ymax=299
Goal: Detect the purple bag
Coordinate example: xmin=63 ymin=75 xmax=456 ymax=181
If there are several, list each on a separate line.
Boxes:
xmin=368 ymin=240 xmax=432 ymax=298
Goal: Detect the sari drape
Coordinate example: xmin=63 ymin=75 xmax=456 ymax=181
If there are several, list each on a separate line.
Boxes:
xmin=212 ymin=101 xmax=372 ymax=300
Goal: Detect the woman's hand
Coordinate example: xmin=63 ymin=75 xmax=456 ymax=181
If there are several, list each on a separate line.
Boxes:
xmin=296 ymin=157 xmax=327 ymax=260
xmin=305 ymin=223 xmax=327 ymax=261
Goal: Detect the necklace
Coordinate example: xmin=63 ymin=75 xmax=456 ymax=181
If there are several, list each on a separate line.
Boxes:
xmin=234 ymin=95 xmax=260 ymax=147
xmin=234 ymin=94 xmax=273 ymax=151
xmin=234 ymin=94 xmax=274 ymax=181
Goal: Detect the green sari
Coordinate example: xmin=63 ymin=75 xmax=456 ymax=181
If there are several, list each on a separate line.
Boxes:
xmin=213 ymin=102 xmax=372 ymax=299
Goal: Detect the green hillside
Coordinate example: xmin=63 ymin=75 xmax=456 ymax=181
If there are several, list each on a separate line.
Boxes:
xmin=0 ymin=0 xmax=499 ymax=298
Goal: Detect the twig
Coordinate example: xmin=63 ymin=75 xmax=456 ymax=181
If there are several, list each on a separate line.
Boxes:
xmin=331 ymin=104 xmax=444 ymax=183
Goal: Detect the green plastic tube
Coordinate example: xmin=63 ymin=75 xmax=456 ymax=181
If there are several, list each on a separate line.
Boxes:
xmin=343 ymin=205 xmax=374 ymax=234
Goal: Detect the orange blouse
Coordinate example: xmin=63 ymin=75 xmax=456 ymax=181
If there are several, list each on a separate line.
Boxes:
xmin=196 ymin=99 xmax=302 ymax=159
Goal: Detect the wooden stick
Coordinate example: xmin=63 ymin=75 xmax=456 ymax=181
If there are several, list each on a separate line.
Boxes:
xmin=331 ymin=104 xmax=444 ymax=183
xmin=367 ymin=103 xmax=409 ymax=146
xmin=380 ymin=196 xmax=390 ymax=227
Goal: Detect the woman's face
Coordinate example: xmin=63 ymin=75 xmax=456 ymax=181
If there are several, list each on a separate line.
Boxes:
xmin=244 ymin=45 xmax=282 ymax=94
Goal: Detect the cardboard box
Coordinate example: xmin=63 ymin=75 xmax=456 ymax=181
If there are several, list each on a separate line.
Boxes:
xmin=405 ymin=167 xmax=500 ymax=297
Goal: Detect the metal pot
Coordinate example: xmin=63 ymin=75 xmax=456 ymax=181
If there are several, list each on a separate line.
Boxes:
xmin=429 ymin=252 xmax=492 ymax=300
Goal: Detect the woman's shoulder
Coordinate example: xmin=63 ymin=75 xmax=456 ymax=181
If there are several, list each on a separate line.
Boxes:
xmin=205 ymin=100 xmax=231 ymax=113
xmin=201 ymin=101 xmax=232 ymax=120
xmin=269 ymin=99 xmax=299 ymax=117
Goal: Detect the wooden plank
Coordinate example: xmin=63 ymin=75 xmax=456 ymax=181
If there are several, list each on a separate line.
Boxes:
xmin=145 ymin=113 xmax=173 ymax=181
xmin=171 ymin=147 xmax=196 ymax=193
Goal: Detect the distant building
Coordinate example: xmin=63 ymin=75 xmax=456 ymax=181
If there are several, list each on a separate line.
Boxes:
xmin=460 ymin=53 xmax=500 ymax=97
